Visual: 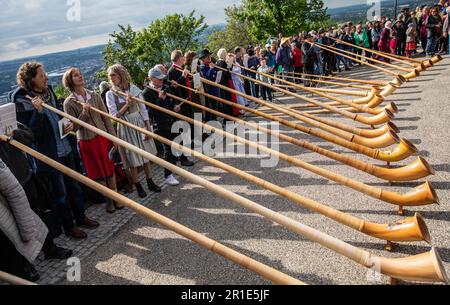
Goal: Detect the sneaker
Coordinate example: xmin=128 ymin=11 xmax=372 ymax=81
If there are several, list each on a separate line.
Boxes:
xmin=45 ymin=245 xmax=73 ymax=260
xmin=65 ymin=227 xmax=87 ymax=240
xmin=147 ymin=178 xmax=162 ymax=193
xmin=165 ymin=174 xmax=180 ymax=186
xmin=77 ymin=217 xmax=100 ymax=229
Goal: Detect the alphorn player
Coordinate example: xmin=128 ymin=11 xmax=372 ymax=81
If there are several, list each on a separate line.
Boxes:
xmin=62 ymin=67 xmax=120 ymax=214
xmin=11 ymin=61 xmax=99 ymax=240
xmin=105 ymin=64 xmax=161 ymax=198
xmin=143 ymin=66 xmax=193 ymax=187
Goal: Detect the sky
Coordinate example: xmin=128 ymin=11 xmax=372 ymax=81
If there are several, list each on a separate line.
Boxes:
xmin=0 ymin=0 xmax=363 ymax=62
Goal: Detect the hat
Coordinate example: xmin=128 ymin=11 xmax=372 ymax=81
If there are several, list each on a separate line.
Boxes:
xmin=199 ymin=49 xmax=212 ymax=59
xmin=280 ymin=37 xmax=290 ymax=46
xmin=148 ymin=66 xmax=166 ymax=80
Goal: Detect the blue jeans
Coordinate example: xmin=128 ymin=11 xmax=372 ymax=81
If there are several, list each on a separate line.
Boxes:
xmin=426 ymin=36 xmax=437 ymax=56
xmin=48 ymin=152 xmax=86 ymax=231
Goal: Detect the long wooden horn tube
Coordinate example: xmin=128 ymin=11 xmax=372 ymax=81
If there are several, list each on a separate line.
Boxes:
xmin=321 ymin=39 xmax=419 ymax=72
xmin=176 ymin=82 xmax=431 ymax=182
xmin=235 ymin=64 xmax=391 ymax=117
xmin=0 ymin=135 xmax=304 ymax=285
xmin=2 ymin=136 xmax=446 ymax=284
xmin=133 ymin=86 xmax=436 ymax=207
xmin=290 ymin=85 xmax=396 ymax=110
xmin=0 ymin=270 xmax=37 ymax=285
xmin=334 ymin=37 xmax=442 ymax=68
xmin=310 ymin=43 xmax=404 ymax=77
xmin=282 ymin=74 xmax=374 ymax=90
xmin=316 ymin=43 xmax=420 ymax=80
xmin=330 ymin=37 xmax=422 ymax=69
xmin=199 ymin=67 xmax=397 ymax=147
xmin=181 ymin=70 xmax=416 ymax=162
xmin=66 ymin=99 xmax=432 ymax=246
xmin=214 ymin=65 xmax=393 ymax=126
xmin=286 ymin=71 xmax=390 ymax=86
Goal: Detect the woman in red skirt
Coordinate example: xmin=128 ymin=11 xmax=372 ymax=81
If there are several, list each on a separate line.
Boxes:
xmin=63 ymin=68 xmax=120 ymax=213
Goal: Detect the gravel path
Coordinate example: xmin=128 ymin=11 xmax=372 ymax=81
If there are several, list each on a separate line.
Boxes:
xmin=66 ymin=57 xmax=450 ymax=285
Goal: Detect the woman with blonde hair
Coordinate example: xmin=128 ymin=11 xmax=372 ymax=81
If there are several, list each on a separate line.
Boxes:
xmin=63 ymin=67 xmax=120 ymax=213
xmin=105 ymin=64 xmax=161 ymax=198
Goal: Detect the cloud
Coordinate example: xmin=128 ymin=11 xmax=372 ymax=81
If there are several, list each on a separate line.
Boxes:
xmin=0 ymin=0 xmax=238 ymax=61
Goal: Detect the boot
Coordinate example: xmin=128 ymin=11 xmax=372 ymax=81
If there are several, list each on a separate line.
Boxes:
xmin=106 ymin=200 xmax=116 ymax=214
xmin=135 ymin=182 xmax=147 ymax=198
xmin=147 ymin=178 xmax=162 ymax=193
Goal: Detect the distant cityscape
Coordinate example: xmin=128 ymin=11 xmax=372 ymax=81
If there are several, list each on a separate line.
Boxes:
xmin=328 ymin=0 xmax=438 ymax=23
xmin=0 ymin=0 xmax=440 ymax=104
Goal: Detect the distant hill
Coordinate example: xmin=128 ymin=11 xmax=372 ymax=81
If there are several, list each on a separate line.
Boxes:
xmin=0 ymin=44 xmax=105 ymax=102
xmin=328 ymin=0 xmax=437 ymax=23
xmin=0 ymin=24 xmax=226 ymax=103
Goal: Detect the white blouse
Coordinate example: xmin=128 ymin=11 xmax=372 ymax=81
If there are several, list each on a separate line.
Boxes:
xmin=106 ymin=84 xmax=149 ymax=121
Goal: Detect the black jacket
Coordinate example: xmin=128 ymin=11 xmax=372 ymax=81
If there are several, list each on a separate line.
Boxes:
xmin=8 ymin=86 xmax=79 ymax=173
xmin=142 ymin=85 xmax=178 ymax=133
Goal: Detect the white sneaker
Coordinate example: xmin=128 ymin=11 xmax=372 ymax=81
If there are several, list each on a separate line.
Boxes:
xmin=165 ymin=174 xmax=180 ymax=186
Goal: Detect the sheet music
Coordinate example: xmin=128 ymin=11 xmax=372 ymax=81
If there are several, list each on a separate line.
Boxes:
xmin=193 ymin=73 xmax=201 ymax=89
xmin=0 ymin=103 xmax=17 ymax=136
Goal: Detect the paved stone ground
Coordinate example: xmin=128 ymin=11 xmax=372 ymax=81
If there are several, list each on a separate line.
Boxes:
xmin=33 ymin=56 xmax=450 ymax=285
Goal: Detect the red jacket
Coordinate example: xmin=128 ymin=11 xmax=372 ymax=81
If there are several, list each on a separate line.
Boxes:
xmin=292 ymin=47 xmax=303 ymax=67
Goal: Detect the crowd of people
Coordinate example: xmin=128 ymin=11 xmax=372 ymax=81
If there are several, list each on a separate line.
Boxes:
xmin=1 ymin=2 xmax=449 ymax=282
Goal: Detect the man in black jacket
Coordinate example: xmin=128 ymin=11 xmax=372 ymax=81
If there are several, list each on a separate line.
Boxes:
xmin=142 ymin=66 xmax=193 ymax=187
xmin=301 ymin=35 xmax=316 ymax=85
xmin=168 ymin=50 xmax=196 ymax=146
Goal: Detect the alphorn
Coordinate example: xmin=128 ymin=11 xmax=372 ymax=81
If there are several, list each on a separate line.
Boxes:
xmin=212 ymin=65 xmax=398 ymax=148
xmin=330 ymin=37 xmax=425 ymax=69
xmin=315 ymin=42 xmax=420 ymax=80
xmin=181 ymin=68 xmax=417 ymax=162
xmin=0 ymin=134 xmax=303 ymax=285
xmin=176 ymin=82 xmax=432 ymax=182
xmin=284 ymin=72 xmax=402 ymax=98
xmin=212 ymin=65 xmax=393 ymax=127
xmin=236 ymin=63 xmax=393 ymax=117
xmin=67 ymin=98 xmax=432 ymax=247
xmin=283 ymin=75 xmax=374 ymax=91
xmin=232 ymin=64 xmax=390 ymax=118
xmin=311 ymin=43 xmax=407 ymax=78
xmin=123 ymin=86 xmax=438 ymax=209
xmin=331 ymin=37 xmax=442 ymax=69
xmin=14 ymin=107 xmax=448 ymax=284
xmin=286 ymin=71 xmax=389 ymax=86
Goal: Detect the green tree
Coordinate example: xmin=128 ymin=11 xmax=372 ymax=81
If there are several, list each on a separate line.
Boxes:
xmin=206 ymin=4 xmax=255 ymax=54
xmin=101 ymin=11 xmax=207 ymax=87
xmin=240 ymin=0 xmax=331 ymax=41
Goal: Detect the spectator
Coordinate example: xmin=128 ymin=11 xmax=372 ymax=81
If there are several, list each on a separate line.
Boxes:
xmin=406 ymin=23 xmax=418 ymax=58
xmin=199 ymin=49 xmax=220 ymax=122
xmin=419 ymin=6 xmax=431 ymax=53
xmin=378 ymin=21 xmax=393 ymax=62
xmin=257 ymin=57 xmax=273 ymax=102
xmin=425 ymin=6 xmax=443 ymax=56
xmin=291 ymin=42 xmax=303 ymax=82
